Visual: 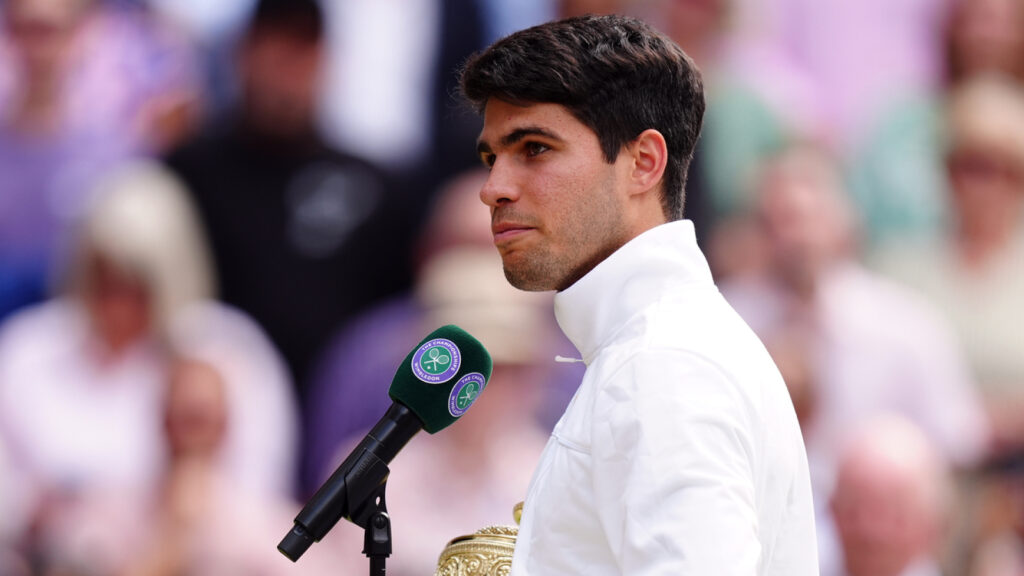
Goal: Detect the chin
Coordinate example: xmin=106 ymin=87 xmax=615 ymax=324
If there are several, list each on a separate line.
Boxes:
xmin=501 ymin=265 xmax=557 ymax=292
xmin=503 ymin=271 xmax=551 ymax=292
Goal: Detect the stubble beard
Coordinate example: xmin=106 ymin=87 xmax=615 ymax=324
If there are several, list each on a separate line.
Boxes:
xmin=500 ymin=250 xmax=566 ymax=292
xmin=499 ymin=219 xmax=629 ymax=293
xmin=496 ymin=170 xmax=628 ymax=292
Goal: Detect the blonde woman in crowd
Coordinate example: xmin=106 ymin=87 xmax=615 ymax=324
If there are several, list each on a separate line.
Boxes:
xmin=0 ymin=162 xmax=298 ymax=569
xmin=38 ymin=303 xmax=319 ymax=576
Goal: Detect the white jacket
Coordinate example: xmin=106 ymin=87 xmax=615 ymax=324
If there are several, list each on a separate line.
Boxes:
xmin=511 ymin=221 xmax=819 ymax=575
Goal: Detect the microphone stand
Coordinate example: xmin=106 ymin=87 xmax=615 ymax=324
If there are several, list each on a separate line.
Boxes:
xmin=351 ymin=480 xmax=392 ymax=576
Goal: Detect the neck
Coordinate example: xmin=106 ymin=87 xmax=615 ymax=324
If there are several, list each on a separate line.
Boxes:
xmin=957 ymin=215 xmax=1017 ymax=268
xmin=629 ymin=192 xmax=670 ymax=235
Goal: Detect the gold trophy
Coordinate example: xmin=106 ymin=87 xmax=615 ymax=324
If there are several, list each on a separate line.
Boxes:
xmin=433 ymin=503 xmax=523 ymax=576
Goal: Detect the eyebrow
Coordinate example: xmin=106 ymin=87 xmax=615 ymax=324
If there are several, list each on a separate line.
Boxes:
xmin=476 ymin=126 xmax=563 ymax=155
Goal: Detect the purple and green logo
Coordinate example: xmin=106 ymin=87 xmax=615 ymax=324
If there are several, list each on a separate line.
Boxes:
xmin=448 ymin=372 xmax=486 ymax=417
xmin=411 ymin=338 xmax=461 ymax=384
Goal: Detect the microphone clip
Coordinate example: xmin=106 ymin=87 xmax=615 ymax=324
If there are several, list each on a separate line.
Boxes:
xmin=360 ymin=482 xmax=392 ymax=576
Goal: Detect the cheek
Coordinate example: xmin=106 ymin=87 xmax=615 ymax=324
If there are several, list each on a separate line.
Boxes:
xmin=536 ymin=155 xmax=617 ymax=208
xmin=535 ymin=173 xmax=602 ymax=240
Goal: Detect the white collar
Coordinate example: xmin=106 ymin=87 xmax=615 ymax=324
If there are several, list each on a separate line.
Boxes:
xmin=553 ymin=220 xmax=714 ymax=365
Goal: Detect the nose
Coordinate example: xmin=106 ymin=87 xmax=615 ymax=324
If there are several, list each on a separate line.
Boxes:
xmin=479 ymin=160 xmax=519 ymax=208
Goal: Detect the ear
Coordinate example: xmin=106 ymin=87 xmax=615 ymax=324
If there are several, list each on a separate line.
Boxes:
xmin=627 ymin=129 xmax=668 ymax=198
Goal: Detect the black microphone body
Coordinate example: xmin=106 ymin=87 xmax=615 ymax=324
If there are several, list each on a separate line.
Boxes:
xmin=278 ymin=403 xmax=422 ymax=561
xmin=278 ymin=325 xmax=493 ymax=563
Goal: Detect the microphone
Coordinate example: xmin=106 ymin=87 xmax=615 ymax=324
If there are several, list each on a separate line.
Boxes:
xmin=278 ymin=325 xmax=493 ymax=562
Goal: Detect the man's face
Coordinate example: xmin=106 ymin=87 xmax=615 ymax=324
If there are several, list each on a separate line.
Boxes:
xmin=476 ymin=100 xmax=632 ymax=291
xmin=830 ymin=459 xmax=931 ymax=576
xmin=947 ymin=146 xmax=1024 ymax=233
xmin=239 ymin=29 xmax=323 ymax=139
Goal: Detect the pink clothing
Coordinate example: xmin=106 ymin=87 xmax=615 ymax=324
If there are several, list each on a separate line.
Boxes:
xmin=0 ymin=5 xmax=201 ymax=267
xmin=722 ymin=263 xmax=988 ymax=492
xmin=0 ymin=6 xmax=200 ymax=154
xmin=729 ymin=0 xmax=951 ymax=147
xmin=0 ymin=300 xmax=299 ymax=520
xmin=0 ymin=302 xmax=166 ymax=500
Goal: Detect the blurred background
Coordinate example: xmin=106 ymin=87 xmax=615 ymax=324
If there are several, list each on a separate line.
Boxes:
xmin=0 ymin=0 xmax=1022 ymax=574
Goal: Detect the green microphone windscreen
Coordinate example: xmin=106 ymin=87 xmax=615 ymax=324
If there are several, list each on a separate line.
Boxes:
xmin=388 ymin=325 xmax=493 ymax=434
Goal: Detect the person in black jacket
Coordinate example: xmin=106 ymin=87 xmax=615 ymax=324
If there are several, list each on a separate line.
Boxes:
xmin=165 ymin=0 xmax=417 ymax=393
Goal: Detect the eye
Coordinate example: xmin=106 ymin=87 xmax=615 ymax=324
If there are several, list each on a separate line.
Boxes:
xmin=480 ymin=152 xmax=496 ymax=169
xmin=524 ymin=141 xmax=549 ymax=158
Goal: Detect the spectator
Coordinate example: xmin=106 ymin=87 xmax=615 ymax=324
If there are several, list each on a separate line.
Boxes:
xmin=849 ymin=0 xmax=1024 ymax=245
xmin=872 ymin=75 xmax=1024 ymax=456
xmin=39 ymin=311 xmax=320 ymax=576
xmin=718 ymin=145 xmax=988 ymax=552
xmin=0 ymin=0 xmax=202 ymax=320
xmin=729 ymin=0 xmax=954 ymax=150
xmin=162 ymin=302 xmax=299 ymax=498
xmin=165 ymin=0 xmax=418 ymax=393
xmin=0 ymin=162 xmax=297 ymax=563
xmin=828 ymin=416 xmax=953 ymax=576
xmin=0 ymin=162 xmax=213 ymax=526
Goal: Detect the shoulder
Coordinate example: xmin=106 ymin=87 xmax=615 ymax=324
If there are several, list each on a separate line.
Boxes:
xmin=587 ymin=344 xmax=772 ymax=444
xmin=586 ymin=294 xmax=791 ymax=425
xmin=0 ymin=301 xmax=85 ymax=368
xmin=642 ymin=290 xmax=779 ymax=384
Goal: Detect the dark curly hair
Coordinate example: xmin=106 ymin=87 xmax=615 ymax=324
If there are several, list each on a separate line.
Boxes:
xmin=460 ymin=14 xmax=705 ymax=220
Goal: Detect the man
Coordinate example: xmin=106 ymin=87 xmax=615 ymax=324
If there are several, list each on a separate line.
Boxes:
xmin=461 ymin=14 xmax=818 ymax=575
xmin=828 ymin=417 xmax=951 ymax=576
xmin=165 ymin=0 xmax=416 ymax=392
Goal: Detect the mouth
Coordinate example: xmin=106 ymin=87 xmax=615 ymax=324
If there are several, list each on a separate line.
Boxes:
xmin=491 ymin=222 xmax=536 ymax=244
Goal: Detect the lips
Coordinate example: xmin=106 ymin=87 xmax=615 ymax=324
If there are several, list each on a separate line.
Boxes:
xmin=491 ymin=221 xmax=536 ymax=244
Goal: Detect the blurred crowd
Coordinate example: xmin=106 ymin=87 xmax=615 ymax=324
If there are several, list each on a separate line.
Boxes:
xmin=0 ymin=0 xmax=1022 ymax=575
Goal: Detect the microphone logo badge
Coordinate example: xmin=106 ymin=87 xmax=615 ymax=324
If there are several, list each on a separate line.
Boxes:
xmin=411 ymin=338 xmax=462 ymax=384
xmin=449 ymin=372 xmax=486 ymax=417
